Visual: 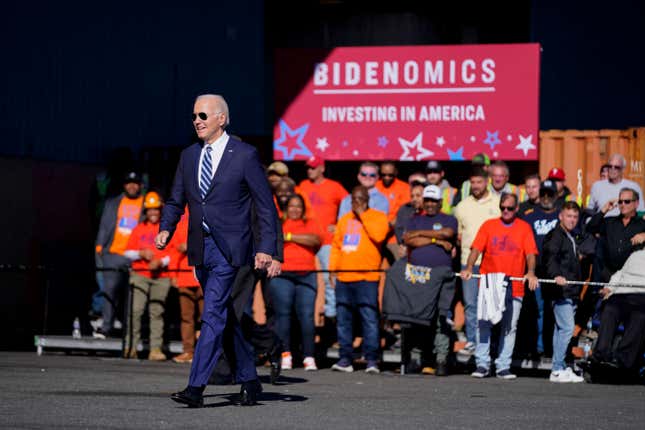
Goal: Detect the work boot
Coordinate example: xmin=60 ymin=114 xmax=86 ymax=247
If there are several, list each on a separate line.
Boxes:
xmin=148 ymin=348 xmax=167 ymax=361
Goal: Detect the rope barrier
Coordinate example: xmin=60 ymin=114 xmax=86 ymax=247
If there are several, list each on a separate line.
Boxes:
xmin=455 ymin=272 xmax=645 ymax=290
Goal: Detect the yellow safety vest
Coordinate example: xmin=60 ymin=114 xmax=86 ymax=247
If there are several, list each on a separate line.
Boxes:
xmin=441 ymin=187 xmax=457 ymax=215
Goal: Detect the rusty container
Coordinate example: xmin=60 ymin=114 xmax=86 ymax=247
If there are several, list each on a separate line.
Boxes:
xmin=538 ymin=127 xmax=645 ymax=203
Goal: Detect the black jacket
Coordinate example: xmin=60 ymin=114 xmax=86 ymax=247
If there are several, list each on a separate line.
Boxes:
xmin=541 ymin=225 xmax=582 ymax=300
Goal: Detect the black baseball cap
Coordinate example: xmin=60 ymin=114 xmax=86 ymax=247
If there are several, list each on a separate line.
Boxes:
xmin=425 ymin=160 xmax=443 ymax=173
xmin=123 ymin=171 xmax=142 ymax=184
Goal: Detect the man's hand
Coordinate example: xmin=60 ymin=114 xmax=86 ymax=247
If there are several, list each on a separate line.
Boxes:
xmin=460 ymin=268 xmax=473 ymax=281
xmin=397 ymin=244 xmax=407 ymax=259
xmin=601 ymin=199 xmax=617 ymax=214
xmin=155 ymin=231 xmax=170 ymax=249
xmin=631 ymin=232 xmax=645 ymax=246
xmin=254 ymin=252 xmax=272 ymax=270
xmin=599 ymin=287 xmax=612 ymax=298
xmin=554 ymin=276 xmax=567 ymax=286
xmin=139 ymin=249 xmax=155 ymax=261
xmin=314 ymin=293 xmax=325 ymax=327
xmin=526 ymin=273 xmax=539 ymax=291
xmin=266 ymin=260 xmax=282 ymax=278
xmin=148 ymin=259 xmax=162 ymax=271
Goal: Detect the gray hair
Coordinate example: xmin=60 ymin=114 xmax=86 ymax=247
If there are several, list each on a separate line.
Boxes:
xmin=609 ymin=153 xmax=626 ymax=169
xmin=195 ymin=94 xmax=230 ymax=127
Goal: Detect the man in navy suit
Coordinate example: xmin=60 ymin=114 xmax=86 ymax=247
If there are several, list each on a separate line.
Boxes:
xmin=155 ymin=94 xmax=277 ymax=407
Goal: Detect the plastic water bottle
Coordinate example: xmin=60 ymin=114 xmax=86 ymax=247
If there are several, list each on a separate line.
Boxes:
xmin=583 ymin=319 xmax=593 ymax=359
xmin=72 ymin=317 xmax=82 ymax=339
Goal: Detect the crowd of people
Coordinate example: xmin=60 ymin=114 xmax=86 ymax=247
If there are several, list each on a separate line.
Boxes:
xmin=88 ymin=148 xmax=645 ymax=383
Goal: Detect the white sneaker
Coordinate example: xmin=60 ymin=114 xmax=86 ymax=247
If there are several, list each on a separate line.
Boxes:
xmin=303 ymin=357 xmax=318 ymax=371
xmin=550 ymin=367 xmax=584 ymax=383
xmin=113 ymin=319 xmax=123 ymax=330
xmin=89 ymin=318 xmax=103 ymax=332
xmin=458 ymin=342 xmax=475 ymax=356
xmin=281 ymin=353 xmax=292 ymax=370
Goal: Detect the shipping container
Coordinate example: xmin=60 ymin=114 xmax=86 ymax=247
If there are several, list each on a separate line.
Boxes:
xmin=539 ymin=127 xmax=645 ymax=204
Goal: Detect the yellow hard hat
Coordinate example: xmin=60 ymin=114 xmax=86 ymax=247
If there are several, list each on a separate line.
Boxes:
xmin=143 ymin=191 xmax=163 ymax=209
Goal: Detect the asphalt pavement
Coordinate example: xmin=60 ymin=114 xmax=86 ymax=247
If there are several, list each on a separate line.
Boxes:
xmin=1 ymin=351 xmax=644 ymax=429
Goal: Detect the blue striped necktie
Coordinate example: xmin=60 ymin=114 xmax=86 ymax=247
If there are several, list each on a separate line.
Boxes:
xmin=200 ymin=146 xmax=213 ymax=231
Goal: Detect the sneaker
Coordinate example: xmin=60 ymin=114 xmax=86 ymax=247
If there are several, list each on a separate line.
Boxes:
xmin=281 ymin=352 xmax=292 ymax=370
xmin=89 ymin=317 xmax=103 ymax=332
xmin=148 ymin=348 xmax=167 ymax=361
xmin=458 ymin=342 xmax=475 ymax=356
xmin=471 ymin=367 xmax=489 ymax=378
xmin=550 ymin=367 xmax=584 ymax=383
xmin=92 ymin=327 xmax=108 ymax=339
xmin=172 ymin=352 xmax=194 ymax=364
xmin=303 ymin=357 xmax=318 ymax=371
xmin=331 ymin=359 xmax=354 ymax=373
xmin=113 ymin=319 xmax=123 ymax=330
xmin=365 ymin=361 xmax=380 ymax=374
xmin=496 ymin=369 xmax=517 ymax=380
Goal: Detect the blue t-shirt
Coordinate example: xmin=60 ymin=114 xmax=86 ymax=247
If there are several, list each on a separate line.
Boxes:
xmin=520 ymin=207 xmax=559 ymax=254
xmin=338 ymin=188 xmax=389 ymax=219
xmin=405 ymin=212 xmax=457 ymax=268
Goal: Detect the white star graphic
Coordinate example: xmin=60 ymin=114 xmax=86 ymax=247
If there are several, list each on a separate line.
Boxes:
xmin=399 ymin=132 xmax=434 ymax=161
xmin=435 ymin=136 xmax=446 ymax=147
xmin=352 ymin=149 xmax=359 ymax=156
xmin=493 ymin=151 xmax=499 ymax=158
xmin=316 ymin=137 xmax=329 ymax=152
xmin=470 ymin=136 xmax=476 ymax=142
xmin=507 ymin=135 xmax=513 ymax=141
xmin=515 ymin=134 xmax=536 ymax=157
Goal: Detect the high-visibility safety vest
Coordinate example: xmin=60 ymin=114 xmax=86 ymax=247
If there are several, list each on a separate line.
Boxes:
xmin=518 ymin=185 xmax=528 ymax=203
xmin=441 ymin=187 xmax=457 ymax=214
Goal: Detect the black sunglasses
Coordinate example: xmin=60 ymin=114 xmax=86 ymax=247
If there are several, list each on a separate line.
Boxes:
xmin=500 ymin=206 xmax=516 ymax=212
xmin=618 ymin=199 xmax=634 ymax=204
xmin=360 ymin=172 xmax=378 ymax=178
xmin=380 ymin=173 xmax=395 ymax=177
xmin=192 ymin=112 xmax=208 ymax=121
xmin=608 ymin=164 xmax=622 ymax=170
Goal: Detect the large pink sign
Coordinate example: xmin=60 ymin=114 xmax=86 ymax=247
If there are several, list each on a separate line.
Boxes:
xmin=273 ymin=44 xmax=540 ymax=161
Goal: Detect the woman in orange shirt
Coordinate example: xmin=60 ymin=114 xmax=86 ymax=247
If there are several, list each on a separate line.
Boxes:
xmin=269 ymin=194 xmax=323 ymax=371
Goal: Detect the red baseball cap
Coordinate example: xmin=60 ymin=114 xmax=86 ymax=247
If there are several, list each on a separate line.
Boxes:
xmin=306 ymin=156 xmax=324 ymax=168
xmin=547 ymin=167 xmax=566 ymax=181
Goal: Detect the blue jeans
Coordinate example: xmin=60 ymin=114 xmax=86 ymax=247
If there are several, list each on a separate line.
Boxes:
xmin=552 ymin=298 xmax=576 ymax=372
xmin=535 ymin=284 xmax=545 ymax=354
xmin=475 ymin=288 xmax=523 ymax=372
xmin=317 ymin=245 xmax=335 ymax=317
xmin=335 ymin=280 xmax=379 ymax=362
xmin=461 ymin=264 xmax=480 ymax=344
xmin=269 ymin=273 xmax=317 ymax=357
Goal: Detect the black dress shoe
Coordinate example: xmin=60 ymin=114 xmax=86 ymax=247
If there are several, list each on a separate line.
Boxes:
xmin=171 ymin=387 xmax=204 ymax=408
xmin=238 ymin=379 xmax=262 ymax=406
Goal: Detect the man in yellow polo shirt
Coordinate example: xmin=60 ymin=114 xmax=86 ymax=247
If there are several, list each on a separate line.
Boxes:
xmin=453 ymin=166 xmax=501 ymax=356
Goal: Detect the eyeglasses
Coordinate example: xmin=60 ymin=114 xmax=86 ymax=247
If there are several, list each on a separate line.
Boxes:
xmin=380 ymin=173 xmax=395 ymax=178
xmin=192 ymin=112 xmax=221 ymax=121
xmin=500 ymin=206 xmax=516 ymax=212
xmin=360 ymin=172 xmax=377 ymax=178
xmin=608 ymin=164 xmax=622 ymax=170
xmin=618 ymin=199 xmax=634 ymax=204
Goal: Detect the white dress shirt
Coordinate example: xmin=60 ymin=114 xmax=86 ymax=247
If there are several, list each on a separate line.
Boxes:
xmin=198 ymin=131 xmax=229 ymax=190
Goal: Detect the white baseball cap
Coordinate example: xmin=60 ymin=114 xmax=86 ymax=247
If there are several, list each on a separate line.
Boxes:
xmin=423 ymin=185 xmax=441 ymax=200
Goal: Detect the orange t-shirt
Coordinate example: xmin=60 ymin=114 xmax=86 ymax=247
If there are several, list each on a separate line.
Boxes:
xmin=471 ymin=218 xmax=538 ymax=297
xmin=375 ymin=178 xmax=409 ymax=244
xmin=171 ymin=211 xmax=199 ymax=287
xmin=298 ymin=178 xmax=348 ymax=245
xmin=108 ymin=195 xmax=144 ymax=255
xmin=330 ymin=208 xmax=389 ymax=283
xmin=282 ymin=218 xmax=324 ymax=272
xmin=126 ymin=221 xmax=174 ymax=279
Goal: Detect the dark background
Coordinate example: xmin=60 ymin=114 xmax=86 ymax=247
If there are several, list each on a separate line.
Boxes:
xmin=1 ymin=0 xmax=644 ymax=348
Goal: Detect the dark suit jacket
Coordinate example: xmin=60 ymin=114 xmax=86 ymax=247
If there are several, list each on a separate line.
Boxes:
xmin=160 ymin=135 xmax=277 ymax=267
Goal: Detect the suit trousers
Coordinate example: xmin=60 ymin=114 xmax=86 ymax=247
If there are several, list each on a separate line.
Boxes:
xmin=188 ymin=235 xmax=257 ymax=387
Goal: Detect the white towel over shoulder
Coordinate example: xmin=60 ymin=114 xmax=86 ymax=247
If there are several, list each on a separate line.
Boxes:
xmin=477 ymin=273 xmax=508 ymax=324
